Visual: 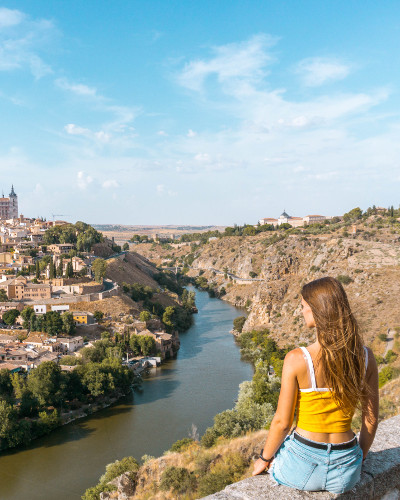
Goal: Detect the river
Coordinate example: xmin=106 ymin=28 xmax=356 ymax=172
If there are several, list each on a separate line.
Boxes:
xmin=0 ymin=287 xmax=253 ymax=499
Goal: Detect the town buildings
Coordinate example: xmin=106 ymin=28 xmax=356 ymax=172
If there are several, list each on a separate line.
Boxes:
xmin=259 ymin=210 xmax=330 ymax=228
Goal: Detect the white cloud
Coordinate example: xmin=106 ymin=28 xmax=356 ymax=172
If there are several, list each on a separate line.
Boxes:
xmin=55 ymin=78 xmax=97 ymax=96
xmin=77 ymin=171 xmax=93 ymax=190
xmin=296 ymin=57 xmax=351 ymax=87
xmin=156 ymin=184 xmax=165 ymax=193
xmin=187 ymin=129 xmax=197 ymax=137
xmin=65 ymin=124 xmax=91 ymax=136
xmin=0 ymin=10 xmax=55 ymax=78
xmin=102 ymin=179 xmax=119 ymax=189
xmin=177 ymin=34 xmax=277 ymax=91
xmin=0 ymin=8 xmax=25 ymax=28
xmin=157 ymin=130 xmax=168 ymax=136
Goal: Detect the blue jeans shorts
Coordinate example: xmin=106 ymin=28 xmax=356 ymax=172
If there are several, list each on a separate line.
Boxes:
xmin=271 ymin=432 xmax=363 ymax=494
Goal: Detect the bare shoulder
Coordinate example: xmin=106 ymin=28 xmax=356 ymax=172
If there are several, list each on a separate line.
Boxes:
xmin=283 ymin=348 xmax=305 ymax=373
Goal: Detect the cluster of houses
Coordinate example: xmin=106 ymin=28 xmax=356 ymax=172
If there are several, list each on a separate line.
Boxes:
xmin=0 ymin=331 xmax=85 ymax=373
xmin=0 ymin=187 xmax=181 ymax=374
xmin=259 ymin=211 xmax=330 ymax=228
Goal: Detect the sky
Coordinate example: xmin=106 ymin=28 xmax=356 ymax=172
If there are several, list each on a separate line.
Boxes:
xmin=0 ymin=1 xmax=399 ymax=225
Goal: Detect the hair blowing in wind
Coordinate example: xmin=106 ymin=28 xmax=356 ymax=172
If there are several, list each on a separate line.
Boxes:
xmin=301 ymin=277 xmax=366 ymax=412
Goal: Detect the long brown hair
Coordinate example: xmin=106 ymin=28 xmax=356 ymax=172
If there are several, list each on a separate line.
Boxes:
xmin=301 ymin=276 xmax=365 ymax=411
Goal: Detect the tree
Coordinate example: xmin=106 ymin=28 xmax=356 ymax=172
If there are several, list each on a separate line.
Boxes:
xmin=56 ymin=260 xmax=64 ymax=278
xmin=0 ymin=369 xmax=14 ymax=403
xmin=129 ymin=335 xmax=141 ymax=356
xmin=123 ymin=243 xmax=129 ymax=251
xmin=138 ymin=335 xmax=156 ymax=356
xmin=2 ymin=309 xmax=20 ymax=325
xmin=21 ymin=306 xmax=35 ymax=330
xmin=61 ymin=312 xmax=76 ymax=335
xmin=92 ymin=258 xmax=107 ymax=283
xmin=65 ymin=261 xmax=73 ymax=278
xmin=162 ymin=306 xmax=175 ymax=333
xmin=0 ymin=289 xmax=8 ymax=302
xmin=49 ymin=259 xmax=56 ymax=279
xmin=27 ymin=362 xmax=63 ymax=407
xmin=139 ymin=311 xmax=151 ymax=324
xmin=42 ymin=311 xmax=63 ymax=336
xmin=35 ymin=260 xmax=40 ymax=279
xmin=343 ymin=207 xmax=363 ymax=222
xmin=93 ymin=310 xmax=104 ymax=322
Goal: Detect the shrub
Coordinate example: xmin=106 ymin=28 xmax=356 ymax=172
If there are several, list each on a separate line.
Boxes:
xmin=169 ymin=437 xmax=194 ymax=453
xmin=385 ymin=350 xmax=398 ymax=364
xmin=197 ymin=452 xmax=248 ymax=497
xmin=160 ymin=466 xmax=196 ymax=494
xmin=337 ymin=275 xmax=353 ymax=285
xmin=378 ymin=333 xmax=387 ymax=342
xmin=201 ymin=427 xmax=219 ymax=448
xmin=379 ymin=366 xmax=400 ymax=388
xmin=99 ymin=456 xmax=139 ymax=485
xmin=233 ymin=316 xmax=246 ymax=333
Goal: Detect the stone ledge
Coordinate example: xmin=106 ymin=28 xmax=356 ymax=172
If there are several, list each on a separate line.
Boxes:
xmin=203 ymin=414 xmax=400 ymax=500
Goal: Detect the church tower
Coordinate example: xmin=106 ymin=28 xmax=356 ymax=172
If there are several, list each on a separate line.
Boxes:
xmin=9 ymin=185 xmax=18 ymax=219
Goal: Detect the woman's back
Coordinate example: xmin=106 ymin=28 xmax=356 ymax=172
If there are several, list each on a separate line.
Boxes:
xmin=295 ymin=342 xmax=369 ymax=443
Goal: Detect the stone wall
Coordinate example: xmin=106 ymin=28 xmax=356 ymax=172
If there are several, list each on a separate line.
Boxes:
xmin=204 ymin=414 xmax=400 ymax=500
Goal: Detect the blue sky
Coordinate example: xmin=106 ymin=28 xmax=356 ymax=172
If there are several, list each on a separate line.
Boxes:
xmin=0 ymin=1 xmax=399 ymax=225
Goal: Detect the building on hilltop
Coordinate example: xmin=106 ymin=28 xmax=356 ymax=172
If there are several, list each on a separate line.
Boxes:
xmin=0 ymin=186 xmax=18 ymax=220
xmin=259 ymin=210 xmax=327 ymax=228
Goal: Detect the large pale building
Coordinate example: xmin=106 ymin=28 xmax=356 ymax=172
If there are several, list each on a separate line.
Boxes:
xmin=0 ymin=186 xmax=18 ymax=220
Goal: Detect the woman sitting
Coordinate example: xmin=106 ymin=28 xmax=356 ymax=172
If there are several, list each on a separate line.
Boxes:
xmin=252 ymin=276 xmax=379 ymax=494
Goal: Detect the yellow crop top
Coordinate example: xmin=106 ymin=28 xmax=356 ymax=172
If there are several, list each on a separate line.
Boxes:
xmin=296 ymin=346 xmax=368 ymax=433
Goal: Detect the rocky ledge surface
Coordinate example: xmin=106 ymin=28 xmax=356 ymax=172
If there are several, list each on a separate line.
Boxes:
xmin=203 ymin=414 xmax=400 ymax=500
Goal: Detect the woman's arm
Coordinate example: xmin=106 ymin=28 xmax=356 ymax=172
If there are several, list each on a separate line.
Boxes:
xmin=359 ymin=347 xmax=379 ymax=461
xmin=253 ymin=350 xmax=299 ymax=476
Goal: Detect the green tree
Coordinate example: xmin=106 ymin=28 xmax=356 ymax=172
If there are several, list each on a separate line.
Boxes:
xmin=35 ymin=260 xmax=40 ymax=279
xmin=129 ymin=335 xmax=141 ymax=356
xmin=2 ymin=309 xmax=20 ymax=325
xmin=65 ymin=260 xmax=73 ymax=278
xmin=123 ymin=242 xmax=129 ymax=251
xmin=27 ymin=361 xmax=63 ymax=407
xmin=92 ymin=258 xmax=107 ymax=282
xmin=139 ymin=310 xmax=151 ymax=324
xmin=49 ymin=259 xmax=56 ymax=279
xmin=0 ymin=370 xmax=14 ymax=403
xmin=343 ymin=207 xmax=363 ymax=222
xmin=162 ymin=306 xmax=175 ymax=332
xmin=56 ymin=260 xmax=64 ymax=278
xmin=0 ymin=289 xmax=8 ymax=302
xmin=21 ymin=306 xmax=35 ymax=330
xmin=138 ymin=335 xmax=156 ymax=356
xmin=61 ymin=312 xmax=76 ymax=335
xmin=93 ymin=310 xmax=104 ymax=322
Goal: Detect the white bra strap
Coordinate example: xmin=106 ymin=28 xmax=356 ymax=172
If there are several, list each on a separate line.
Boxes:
xmin=364 ymin=346 xmax=368 ymax=374
xmin=300 ymin=346 xmax=317 ymax=390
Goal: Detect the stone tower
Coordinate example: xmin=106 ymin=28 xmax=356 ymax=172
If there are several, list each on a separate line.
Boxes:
xmin=9 ymin=185 xmax=18 ymax=219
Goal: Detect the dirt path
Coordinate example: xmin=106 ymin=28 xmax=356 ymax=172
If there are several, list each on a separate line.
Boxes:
xmin=384 ymin=328 xmax=395 ymax=357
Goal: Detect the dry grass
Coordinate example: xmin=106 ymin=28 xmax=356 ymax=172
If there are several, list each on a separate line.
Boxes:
xmin=132 ymin=429 xmax=268 ymax=499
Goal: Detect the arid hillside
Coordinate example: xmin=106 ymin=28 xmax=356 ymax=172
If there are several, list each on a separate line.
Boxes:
xmin=133 ymin=223 xmax=400 ymax=347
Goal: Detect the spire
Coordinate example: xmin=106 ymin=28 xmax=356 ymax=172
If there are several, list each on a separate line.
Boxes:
xmin=9 ymin=185 xmax=16 ymax=197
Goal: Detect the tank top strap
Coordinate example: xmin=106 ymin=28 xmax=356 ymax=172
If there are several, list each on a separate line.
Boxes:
xmin=300 ymin=346 xmax=317 ymax=390
xmin=364 ymin=346 xmax=368 ymax=374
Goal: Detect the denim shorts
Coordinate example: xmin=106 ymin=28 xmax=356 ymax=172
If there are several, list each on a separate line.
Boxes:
xmin=271 ymin=432 xmax=363 ymax=494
